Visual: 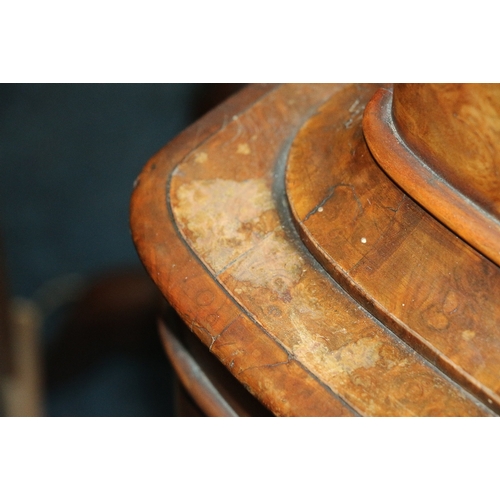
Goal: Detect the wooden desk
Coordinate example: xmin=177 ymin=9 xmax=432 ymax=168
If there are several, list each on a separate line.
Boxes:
xmin=131 ymin=84 xmax=500 ymax=416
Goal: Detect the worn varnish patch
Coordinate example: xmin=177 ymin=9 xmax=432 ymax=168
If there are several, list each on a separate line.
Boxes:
xmin=169 ymin=84 xmax=492 ymax=416
xmin=173 ymin=179 xmax=487 ymax=414
xmin=175 ymin=178 xmax=279 ymax=273
xmin=286 ymin=83 xmax=500 ymax=412
xmin=133 ymin=84 xmax=363 ymax=416
xmin=229 ymin=231 xmax=305 ymax=302
xmin=217 ymin=227 xmax=487 ymax=416
xmin=294 ymin=336 xmax=381 ymax=376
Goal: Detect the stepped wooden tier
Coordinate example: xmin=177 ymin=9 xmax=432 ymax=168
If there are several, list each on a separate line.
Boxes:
xmin=130 ymin=84 xmax=500 ymax=416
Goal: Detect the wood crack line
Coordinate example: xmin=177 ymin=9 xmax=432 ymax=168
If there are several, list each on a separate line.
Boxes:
xmin=303 ymin=183 xmax=363 ymax=222
xmin=238 ymin=357 xmax=292 ymax=375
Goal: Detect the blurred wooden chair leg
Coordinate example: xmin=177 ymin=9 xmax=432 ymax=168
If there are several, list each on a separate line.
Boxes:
xmin=1 ymin=298 xmax=44 ymax=417
xmin=174 ymin=381 xmax=206 ymax=417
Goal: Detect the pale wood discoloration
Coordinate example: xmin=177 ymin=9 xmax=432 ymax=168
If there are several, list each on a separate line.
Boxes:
xmin=132 ymin=83 xmax=498 ymax=416
xmin=169 ymin=84 xmax=491 ymax=416
xmin=131 ymin=84 xmax=355 ymax=416
xmin=287 ymin=84 xmax=500 ymax=412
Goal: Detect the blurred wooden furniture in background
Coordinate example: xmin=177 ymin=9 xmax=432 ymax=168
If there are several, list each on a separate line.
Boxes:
xmin=0 ymin=242 xmax=44 ymax=417
xmin=131 ymin=84 xmax=500 ymax=416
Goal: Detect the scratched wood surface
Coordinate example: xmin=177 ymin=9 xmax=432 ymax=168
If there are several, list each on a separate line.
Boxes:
xmin=131 ymin=84 xmax=355 ymax=416
xmin=287 ymin=83 xmax=500 ymax=413
xmin=131 ymin=83 xmax=495 ymax=416
xmin=131 ymin=85 xmax=500 ymax=416
xmin=363 ymin=86 xmax=500 ymax=267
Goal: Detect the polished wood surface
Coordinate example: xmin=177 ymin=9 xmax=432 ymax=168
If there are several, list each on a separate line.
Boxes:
xmin=159 ymin=316 xmax=273 ymax=416
xmin=364 ymin=85 xmax=500 ymax=266
xmin=159 ymin=319 xmax=240 ymax=417
xmin=393 ymin=83 xmax=500 ymax=218
xmin=131 ymin=84 xmax=353 ymax=416
xmin=288 ymin=84 xmax=500 ymax=413
xmin=131 ymin=83 xmax=500 ymax=416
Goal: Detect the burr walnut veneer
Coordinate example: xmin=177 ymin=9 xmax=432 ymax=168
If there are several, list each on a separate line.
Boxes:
xmin=130 ymin=84 xmax=500 ymax=416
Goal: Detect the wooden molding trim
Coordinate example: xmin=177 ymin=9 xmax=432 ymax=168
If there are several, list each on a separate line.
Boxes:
xmin=363 ymin=87 xmax=500 ymax=267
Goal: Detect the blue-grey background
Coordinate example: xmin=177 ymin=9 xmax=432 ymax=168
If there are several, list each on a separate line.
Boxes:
xmin=0 ymin=84 xmax=239 ymax=416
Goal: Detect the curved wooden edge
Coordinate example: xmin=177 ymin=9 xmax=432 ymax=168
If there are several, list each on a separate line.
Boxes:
xmin=291 ymin=218 xmax=500 ymax=414
xmin=284 ymin=86 xmax=500 ymax=415
xmin=167 ymin=83 xmax=493 ymax=417
xmin=130 ymin=84 xmax=356 ymax=417
xmin=158 ymin=319 xmax=238 ymax=417
xmin=363 ymin=87 xmax=500 ymax=267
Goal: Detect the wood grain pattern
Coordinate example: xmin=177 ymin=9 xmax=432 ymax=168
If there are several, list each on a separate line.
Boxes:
xmin=286 ymin=83 xmax=500 ymax=413
xmin=159 ymin=319 xmax=239 ymax=416
xmin=363 ymin=86 xmax=500 ymax=266
xmin=131 ymin=84 xmax=355 ymax=416
xmin=393 ymin=84 xmax=500 ymax=218
xmin=131 ymin=83 xmax=497 ymax=416
xmin=167 ymin=84 xmax=491 ymax=416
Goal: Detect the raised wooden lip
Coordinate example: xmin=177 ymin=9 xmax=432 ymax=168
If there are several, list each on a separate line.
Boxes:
xmin=130 ymin=84 xmax=357 ymax=417
xmin=131 ymin=83 xmax=494 ymax=416
xmin=284 ymin=85 xmax=500 ymax=414
xmin=158 ymin=319 xmax=239 ymax=417
xmin=363 ymin=87 xmax=500 ymax=267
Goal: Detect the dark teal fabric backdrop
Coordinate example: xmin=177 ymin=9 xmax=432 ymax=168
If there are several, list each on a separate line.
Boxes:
xmin=0 ymin=84 xmax=202 ymax=297
xmin=0 ymin=84 xmax=212 ymax=415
